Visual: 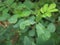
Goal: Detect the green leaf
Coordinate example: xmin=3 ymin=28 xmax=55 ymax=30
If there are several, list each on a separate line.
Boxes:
xmin=42 ymin=12 xmax=52 ymax=17
xmin=40 ymin=4 xmax=48 ymax=13
xmin=15 ymin=9 xmax=31 ymax=18
xmin=29 ymin=30 xmax=35 ymax=37
xmin=24 ymin=0 xmax=34 ymax=9
xmin=19 ymin=10 xmax=31 ymax=17
xmin=48 ymin=9 xmax=58 ymax=12
xmin=8 ymin=15 xmax=18 ymax=23
xmin=40 ymin=3 xmax=58 ymax=15
xmin=28 ymin=16 xmax=35 ymax=21
xmin=24 ymin=36 xmax=32 ymax=45
xmin=0 ymin=14 xmax=10 ymax=21
xmin=20 ymin=19 xmax=35 ymax=30
xmin=13 ymin=19 xmax=24 ymax=28
xmin=43 ymin=4 xmax=49 ymax=12
xmin=36 ymin=23 xmax=51 ymax=41
xmin=40 ymin=8 xmax=44 ymax=13
xmin=0 ymin=8 xmax=10 ymax=21
xmin=36 ymin=23 xmax=45 ymax=37
xmin=49 ymin=3 xmax=56 ymax=10
xmin=47 ymin=23 xmax=56 ymax=33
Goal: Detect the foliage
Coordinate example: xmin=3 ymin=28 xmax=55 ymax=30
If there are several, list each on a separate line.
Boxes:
xmin=0 ymin=0 xmax=60 ymax=45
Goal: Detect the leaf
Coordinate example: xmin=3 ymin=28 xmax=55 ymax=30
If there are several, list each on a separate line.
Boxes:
xmin=28 ymin=16 xmax=35 ymax=21
xmin=8 ymin=15 xmax=18 ymax=23
xmin=40 ymin=8 xmax=44 ymax=13
xmin=47 ymin=23 xmax=56 ymax=33
xmin=13 ymin=19 xmax=24 ymax=28
xmin=48 ymin=9 xmax=58 ymax=12
xmin=39 ymin=31 xmax=51 ymax=41
xmin=42 ymin=12 xmax=52 ymax=17
xmin=40 ymin=3 xmax=58 ymax=15
xmin=36 ymin=11 xmax=42 ymax=22
xmin=40 ymin=4 xmax=48 ymax=13
xmin=36 ymin=23 xmax=45 ymax=37
xmin=43 ymin=4 xmax=49 ymax=12
xmin=29 ymin=30 xmax=35 ymax=37
xmin=24 ymin=0 xmax=34 ymax=9
xmin=36 ymin=23 xmax=51 ymax=41
xmin=0 ymin=14 xmax=10 ymax=21
xmin=19 ymin=10 xmax=31 ymax=17
xmin=15 ymin=9 xmax=31 ymax=18
xmin=0 ymin=8 xmax=10 ymax=21
xmin=24 ymin=36 xmax=32 ymax=45
xmin=49 ymin=3 xmax=56 ymax=10
xmin=20 ymin=19 xmax=35 ymax=30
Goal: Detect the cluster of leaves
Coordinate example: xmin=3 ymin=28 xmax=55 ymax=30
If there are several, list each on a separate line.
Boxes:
xmin=0 ymin=0 xmax=60 ymax=45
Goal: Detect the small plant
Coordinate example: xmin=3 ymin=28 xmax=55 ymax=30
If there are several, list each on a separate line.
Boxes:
xmin=0 ymin=0 xmax=59 ymax=45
